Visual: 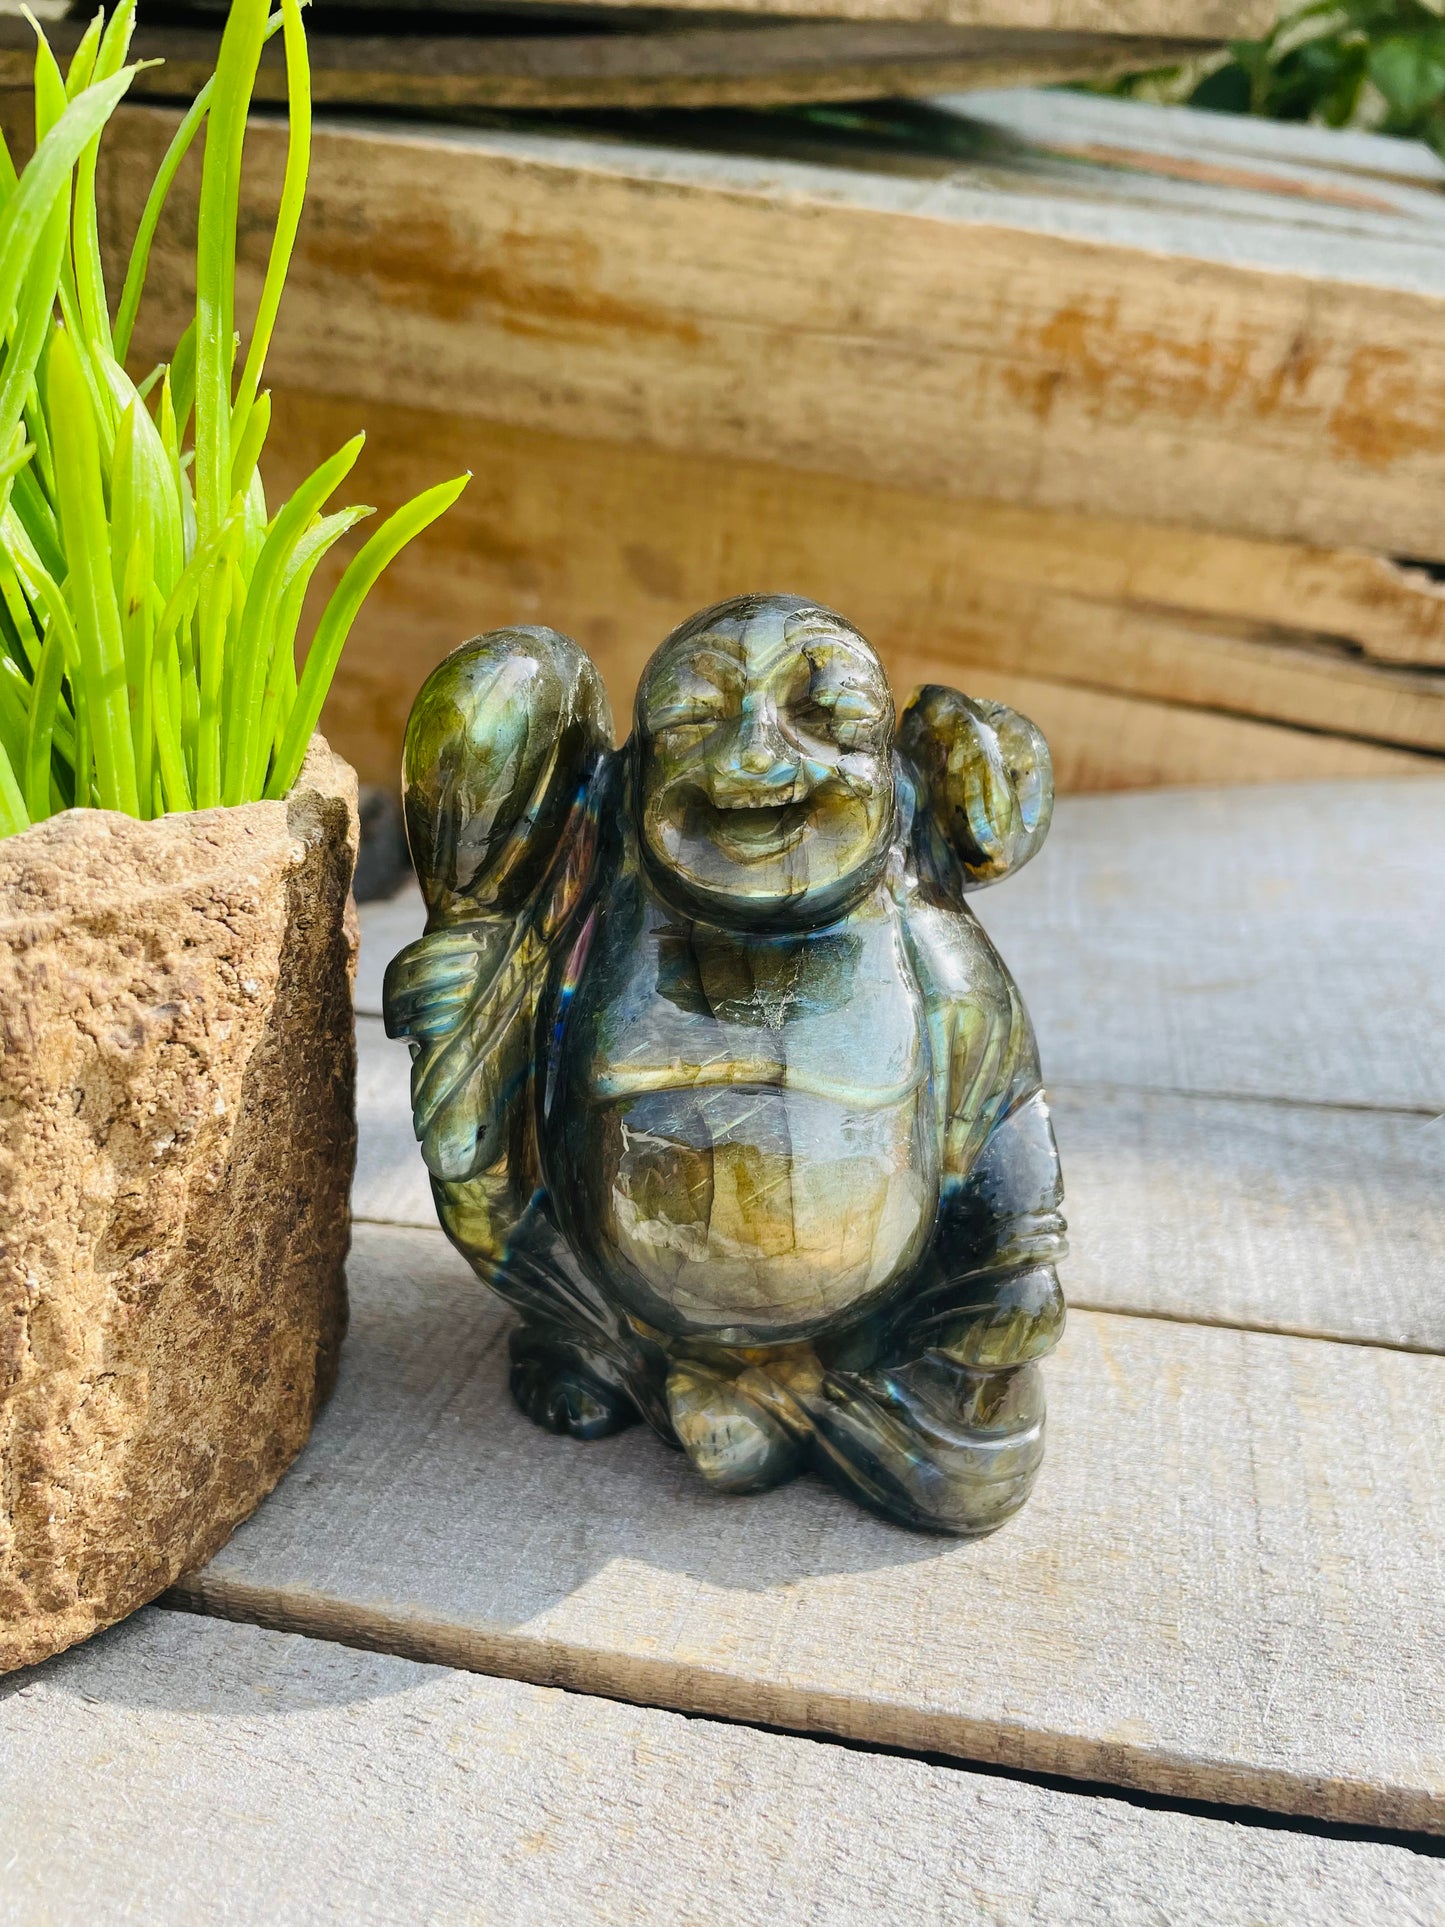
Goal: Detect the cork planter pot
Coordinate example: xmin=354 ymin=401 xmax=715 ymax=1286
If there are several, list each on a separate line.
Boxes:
xmin=0 ymin=739 xmax=358 ymax=1673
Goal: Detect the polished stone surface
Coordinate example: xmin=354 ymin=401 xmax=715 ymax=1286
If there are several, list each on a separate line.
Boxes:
xmin=384 ymin=594 xmax=1065 ymax=1532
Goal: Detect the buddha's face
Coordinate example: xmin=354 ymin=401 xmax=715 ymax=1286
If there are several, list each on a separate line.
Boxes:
xmin=635 ymin=597 xmax=895 ymax=926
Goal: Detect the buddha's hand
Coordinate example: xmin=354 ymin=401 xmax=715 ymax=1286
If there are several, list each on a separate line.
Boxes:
xmin=383 ymin=922 xmax=504 ymax=1048
xmin=898 ymin=686 xmax=1053 ymax=891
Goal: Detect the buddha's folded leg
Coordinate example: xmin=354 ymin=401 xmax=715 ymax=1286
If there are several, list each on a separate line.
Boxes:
xmin=804 ymin=1355 xmax=1046 ymax=1535
xmin=665 ymin=1361 xmax=807 ymax=1494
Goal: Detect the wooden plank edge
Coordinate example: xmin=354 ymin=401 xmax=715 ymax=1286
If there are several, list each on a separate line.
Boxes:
xmin=163 ymin=1560 xmax=1443 ymax=1834
xmin=0 ymin=15 xmax=1215 ymax=112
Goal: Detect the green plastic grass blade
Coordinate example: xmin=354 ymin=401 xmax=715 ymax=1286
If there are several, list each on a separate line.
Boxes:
xmin=119 ymin=526 xmax=154 ymax=810
xmin=269 ymin=473 xmax=470 ymax=798
xmin=70 ymin=667 xmax=90 ymax=808
xmin=190 ymin=0 xmax=261 ymax=818
xmin=0 ymin=530 xmax=44 ymax=673
xmin=222 ymin=431 xmax=363 ymax=804
xmin=23 ymin=609 xmax=69 ymax=820
xmin=109 ymin=374 xmax=183 ymax=603
xmin=31 ymin=17 xmax=69 ymax=141
xmin=0 ymin=656 xmax=33 ymax=773
xmin=9 ymin=461 xmax=62 ymax=585
xmin=151 ymin=636 xmax=192 ymax=812
xmin=255 ymin=502 xmax=371 ymax=782
xmin=70 ymin=1 xmax=137 ymax=362
xmin=193 ymin=0 xmax=267 ymax=549
xmin=229 ymin=387 xmax=271 ymax=497
xmin=0 ymin=192 xmax=67 ymax=459
xmin=167 ymin=320 xmax=197 ymax=447
xmin=63 ymin=10 xmax=104 ymax=97
xmin=0 ymin=736 xmax=28 ymax=837
xmin=0 ymin=438 xmax=35 ymax=499
xmin=0 ymin=63 xmax=140 ymax=343
xmin=22 ymin=374 xmax=55 ymax=499
xmin=45 ymin=324 xmax=138 ymax=815
xmin=113 ymin=8 xmax=284 ymax=361
xmin=194 ymin=527 xmax=240 ymax=808
xmin=113 ymin=91 xmax=213 ymax=361
xmin=231 ymin=0 xmax=309 ymax=454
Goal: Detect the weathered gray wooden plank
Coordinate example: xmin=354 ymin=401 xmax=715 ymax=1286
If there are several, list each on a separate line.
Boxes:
xmin=352 ymin=1016 xmax=1445 ymax=1353
xmin=11 ymin=1610 xmax=1436 ymax=1927
xmin=950 ymin=84 xmax=1445 ymax=190
xmin=1053 ymin=1084 xmax=1445 ymax=1353
xmin=972 ymin=777 xmax=1445 ymax=1112
xmin=173 ymin=1222 xmax=1445 ymax=1833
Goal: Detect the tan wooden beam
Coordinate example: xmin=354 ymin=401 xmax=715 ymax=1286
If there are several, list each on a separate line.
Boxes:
xmin=485 ymin=0 xmax=1277 ymax=35
xmin=243 ymin=393 xmax=1442 ymax=788
xmin=0 ymin=10 xmax=1217 ymax=112
xmin=56 ymin=97 xmax=1445 ymax=560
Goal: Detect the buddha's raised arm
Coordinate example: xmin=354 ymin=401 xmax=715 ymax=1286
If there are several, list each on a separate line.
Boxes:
xmin=383 ymin=627 xmax=613 ymax=1183
xmin=898 ymin=686 xmax=1053 ymax=898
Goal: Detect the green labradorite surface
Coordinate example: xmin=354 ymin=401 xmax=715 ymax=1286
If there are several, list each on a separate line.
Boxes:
xmin=385 ymin=594 xmax=1066 ymax=1534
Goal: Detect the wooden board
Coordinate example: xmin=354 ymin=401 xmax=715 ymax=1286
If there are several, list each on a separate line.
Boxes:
xmin=241 ymin=390 xmax=1444 ymax=792
xmin=353 ymin=1013 xmax=1445 ymax=1353
xmin=169 ymin=1220 xmax=1445 ymax=1832
xmin=44 ymin=97 xmax=1445 ymax=559
xmin=954 ymin=84 xmax=1445 ymax=191
xmin=9 ymin=1610 xmax=1438 ymax=1927
xmin=0 ymin=9 xmax=1214 ymax=112
xmin=1052 ymin=1084 xmax=1445 ymax=1354
xmin=972 ymin=777 xmax=1445 ymax=1113
xmin=474 ymin=0 xmax=1276 ymax=34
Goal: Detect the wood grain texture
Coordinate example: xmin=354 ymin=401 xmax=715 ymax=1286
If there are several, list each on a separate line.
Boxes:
xmin=353 ymin=1013 xmax=1445 ymax=1352
xmin=952 ymin=82 xmax=1445 ymax=190
xmin=1053 ymin=1085 xmax=1445 ymax=1353
xmin=51 ymin=99 xmax=1445 ymax=558
xmin=0 ymin=11 xmax=1211 ymax=112
xmin=10 ymin=1610 xmax=1438 ymax=1927
xmin=488 ymin=0 xmax=1275 ymax=32
xmin=244 ymin=391 xmax=1443 ymax=791
xmin=973 ymin=776 xmax=1445 ymax=1112
xmin=171 ymin=1221 xmax=1445 ymax=1833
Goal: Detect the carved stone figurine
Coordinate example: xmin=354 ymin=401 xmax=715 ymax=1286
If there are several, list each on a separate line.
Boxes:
xmin=384 ymin=594 xmax=1066 ymax=1534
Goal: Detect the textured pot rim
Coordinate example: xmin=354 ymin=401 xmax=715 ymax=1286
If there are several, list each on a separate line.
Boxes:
xmin=0 ymin=736 xmax=354 ymax=933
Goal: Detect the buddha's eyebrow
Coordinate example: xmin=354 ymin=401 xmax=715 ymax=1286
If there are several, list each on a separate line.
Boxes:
xmin=659 ymin=644 xmax=742 ymax=693
xmin=802 ymin=641 xmax=886 ymax=697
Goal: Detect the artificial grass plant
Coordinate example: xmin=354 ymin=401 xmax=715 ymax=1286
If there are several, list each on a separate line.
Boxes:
xmin=0 ymin=0 xmax=468 ymax=838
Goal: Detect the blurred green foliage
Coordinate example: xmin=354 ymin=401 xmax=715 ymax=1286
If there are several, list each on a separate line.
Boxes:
xmin=1107 ymin=1 xmax=1445 ymax=153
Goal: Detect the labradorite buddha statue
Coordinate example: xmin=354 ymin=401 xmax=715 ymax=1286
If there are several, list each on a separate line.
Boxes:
xmin=384 ymin=594 xmax=1066 ymax=1534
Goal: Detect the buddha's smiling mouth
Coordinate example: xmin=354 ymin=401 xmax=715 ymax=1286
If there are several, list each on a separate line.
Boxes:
xmin=704 ymin=800 xmax=810 ymax=862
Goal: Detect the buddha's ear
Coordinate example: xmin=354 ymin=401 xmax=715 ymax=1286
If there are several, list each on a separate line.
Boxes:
xmin=898 ymin=687 xmax=1053 ymax=894
xmin=402 ymin=627 xmax=614 ymax=925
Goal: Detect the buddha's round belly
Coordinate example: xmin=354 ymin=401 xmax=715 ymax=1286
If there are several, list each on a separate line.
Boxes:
xmin=593 ymin=1083 xmax=937 ymax=1339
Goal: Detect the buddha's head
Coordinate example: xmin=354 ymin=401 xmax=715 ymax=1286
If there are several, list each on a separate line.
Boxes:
xmin=634 ymin=594 xmax=896 ymax=927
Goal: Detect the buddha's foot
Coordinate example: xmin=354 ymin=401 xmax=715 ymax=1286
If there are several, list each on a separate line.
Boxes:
xmin=666 ymin=1363 xmax=806 ymax=1495
xmin=508 ymin=1330 xmax=640 ymax=1441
